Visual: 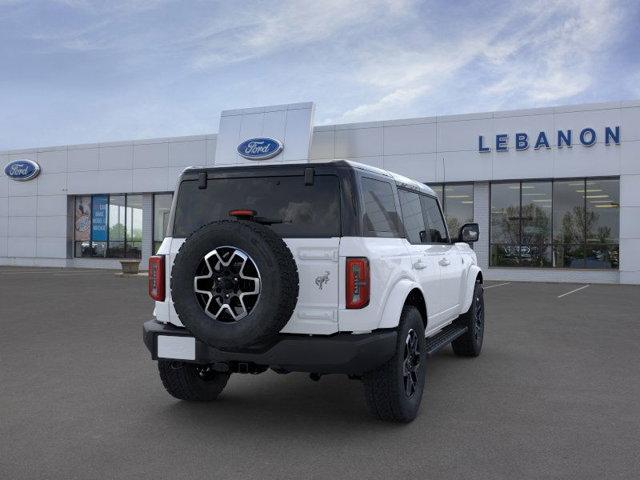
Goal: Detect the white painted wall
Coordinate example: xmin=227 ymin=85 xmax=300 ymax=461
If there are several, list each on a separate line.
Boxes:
xmin=0 ymin=135 xmax=216 ymax=268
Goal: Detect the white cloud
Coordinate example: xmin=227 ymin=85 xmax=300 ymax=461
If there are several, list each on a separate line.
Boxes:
xmin=482 ymin=0 xmax=621 ymax=105
xmin=338 ymin=35 xmax=493 ymax=121
xmin=22 ymin=0 xmax=415 ymax=66
xmin=52 ymin=0 xmax=172 ymax=13
xmin=340 ymin=85 xmax=429 ymax=121
xmin=335 ymin=0 xmax=625 ymax=122
xmin=0 ymin=0 xmax=634 ymax=149
xmin=191 ymin=0 xmax=414 ymax=70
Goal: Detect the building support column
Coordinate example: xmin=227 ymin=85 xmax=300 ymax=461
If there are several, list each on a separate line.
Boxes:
xmin=141 ymin=193 xmax=153 ymax=269
xmin=619 ymin=174 xmax=640 ymax=284
xmin=473 ymin=182 xmax=489 ymax=271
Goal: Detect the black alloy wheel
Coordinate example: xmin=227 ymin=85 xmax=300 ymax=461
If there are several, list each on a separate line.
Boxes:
xmin=403 ymin=329 xmax=421 ymax=398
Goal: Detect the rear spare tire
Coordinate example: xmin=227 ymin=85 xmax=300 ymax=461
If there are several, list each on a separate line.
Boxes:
xmin=171 ymin=220 xmax=299 ymax=349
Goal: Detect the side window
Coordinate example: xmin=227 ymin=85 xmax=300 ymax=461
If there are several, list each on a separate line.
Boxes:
xmin=361 ymin=177 xmax=402 ymax=237
xmin=398 ymin=189 xmax=427 ymax=244
xmin=420 ymin=195 xmax=449 ymax=243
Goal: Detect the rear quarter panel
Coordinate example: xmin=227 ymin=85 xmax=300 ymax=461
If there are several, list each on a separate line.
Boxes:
xmin=455 ymin=243 xmax=481 ymax=314
xmin=279 ymin=238 xmax=341 ymax=334
xmin=338 ymin=237 xmax=416 ymax=332
xmin=154 ymin=236 xmax=185 ymax=327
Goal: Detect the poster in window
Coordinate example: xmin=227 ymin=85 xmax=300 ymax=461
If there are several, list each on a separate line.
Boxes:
xmin=91 ymin=195 xmax=108 ymax=242
xmin=74 ymin=196 xmax=91 ymax=241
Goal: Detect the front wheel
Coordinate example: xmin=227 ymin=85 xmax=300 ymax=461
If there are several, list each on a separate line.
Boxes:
xmin=362 ymin=305 xmax=426 ymax=422
xmin=158 ymin=360 xmax=230 ymax=401
xmin=452 ymin=281 xmax=484 ymax=357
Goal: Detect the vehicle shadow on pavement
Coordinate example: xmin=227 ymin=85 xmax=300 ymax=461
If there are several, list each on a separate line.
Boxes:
xmin=159 ymin=373 xmax=381 ymax=429
xmin=149 ymin=352 xmax=468 ymax=434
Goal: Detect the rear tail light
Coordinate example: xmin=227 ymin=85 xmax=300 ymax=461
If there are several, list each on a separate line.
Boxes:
xmin=346 ymin=257 xmax=369 ymax=309
xmin=148 ymin=255 xmax=165 ymax=301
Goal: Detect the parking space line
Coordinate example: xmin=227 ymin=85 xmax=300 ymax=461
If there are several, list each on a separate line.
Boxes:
xmin=484 ymin=282 xmax=511 ymax=290
xmin=557 ymin=284 xmax=590 ymax=298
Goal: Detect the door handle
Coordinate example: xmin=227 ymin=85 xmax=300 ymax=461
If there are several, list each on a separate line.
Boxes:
xmin=413 ymin=260 xmax=427 ymax=270
xmin=438 ymin=258 xmax=450 ymax=267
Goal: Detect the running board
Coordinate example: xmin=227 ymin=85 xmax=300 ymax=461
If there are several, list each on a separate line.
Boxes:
xmin=425 ymin=324 xmax=468 ymax=357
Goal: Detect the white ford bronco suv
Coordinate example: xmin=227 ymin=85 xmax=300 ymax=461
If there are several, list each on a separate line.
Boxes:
xmin=143 ymin=160 xmax=484 ymax=422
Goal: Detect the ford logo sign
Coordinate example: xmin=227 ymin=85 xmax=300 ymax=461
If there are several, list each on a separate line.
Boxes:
xmin=4 ymin=159 xmax=41 ymax=181
xmin=237 ymin=137 xmax=283 ymax=160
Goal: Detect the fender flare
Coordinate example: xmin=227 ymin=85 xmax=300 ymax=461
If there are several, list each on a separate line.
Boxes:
xmin=460 ymin=265 xmax=482 ymax=314
xmin=378 ymin=278 xmax=426 ymax=330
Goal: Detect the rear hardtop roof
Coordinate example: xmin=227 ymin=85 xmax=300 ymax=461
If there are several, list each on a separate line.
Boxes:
xmin=181 ymin=160 xmax=436 ymax=196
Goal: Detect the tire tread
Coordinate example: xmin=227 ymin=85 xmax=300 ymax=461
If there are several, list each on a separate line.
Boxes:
xmin=363 ymin=305 xmax=425 ymax=422
xmin=452 ymin=281 xmax=484 ymax=357
xmin=158 ymin=360 xmax=229 ymax=401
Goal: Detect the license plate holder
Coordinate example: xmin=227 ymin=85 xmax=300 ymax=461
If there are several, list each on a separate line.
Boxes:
xmin=157 ymin=335 xmax=196 ymax=360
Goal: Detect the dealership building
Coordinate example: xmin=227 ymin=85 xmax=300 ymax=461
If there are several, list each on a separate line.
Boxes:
xmin=1 ymin=100 xmax=639 ymax=284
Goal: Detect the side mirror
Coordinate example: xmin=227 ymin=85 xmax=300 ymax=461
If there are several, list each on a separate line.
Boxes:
xmin=458 ymin=223 xmax=479 ymax=243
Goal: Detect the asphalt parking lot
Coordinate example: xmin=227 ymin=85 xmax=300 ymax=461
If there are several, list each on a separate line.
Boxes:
xmin=1 ymin=268 xmax=639 ymax=479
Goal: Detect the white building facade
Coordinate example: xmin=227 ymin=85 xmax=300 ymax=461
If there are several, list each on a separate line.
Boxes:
xmin=1 ymin=100 xmax=639 ymax=284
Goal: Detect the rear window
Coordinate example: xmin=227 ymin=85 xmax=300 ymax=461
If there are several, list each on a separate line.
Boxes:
xmin=173 ymin=175 xmax=341 ymax=238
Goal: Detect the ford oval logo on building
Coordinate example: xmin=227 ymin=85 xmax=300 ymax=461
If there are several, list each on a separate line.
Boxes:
xmin=237 ymin=137 xmax=283 ymax=160
xmin=4 ymin=159 xmax=41 ymax=181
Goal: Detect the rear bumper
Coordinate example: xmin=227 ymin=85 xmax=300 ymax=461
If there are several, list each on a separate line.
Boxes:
xmin=143 ymin=320 xmax=397 ymax=375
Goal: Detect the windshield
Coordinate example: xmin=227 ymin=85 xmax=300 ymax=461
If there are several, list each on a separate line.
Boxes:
xmin=173 ymin=174 xmax=341 ymax=238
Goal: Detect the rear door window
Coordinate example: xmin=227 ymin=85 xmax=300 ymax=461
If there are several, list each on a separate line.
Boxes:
xmin=399 ymin=189 xmax=427 ymax=244
xmin=173 ymin=175 xmax=340 ymax=238
xmin=420 ymin=195 xmax=449 ymax=243
xmin=361 ymin=177 xmax=402 ymax=237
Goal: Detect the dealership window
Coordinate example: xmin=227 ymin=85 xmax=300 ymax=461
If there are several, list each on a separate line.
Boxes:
xmin=428 ymin=183 xmax=474 ymax=236
xmin=108 ymin=195 xmax=126 ymax=257
xmin=74 ymin=194 xmax=144 ymax=259
xmin=153 ymin=193 xmax=173 ymax=253
xmin=490 ymin=178 xmax=619 ymax=269
xmin=125 ymin=194 xmax=143 ymax=258
xmin=553 ymin=179 xmax=619 ymax=269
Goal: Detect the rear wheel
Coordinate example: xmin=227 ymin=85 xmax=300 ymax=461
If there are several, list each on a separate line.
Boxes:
xmin=158 ymin=360 xmax=230 ymax=401
xmin=362 ymin=305 xmax=426 ymax=422
xmin=452 ymin=281 xmax=484 ymax=357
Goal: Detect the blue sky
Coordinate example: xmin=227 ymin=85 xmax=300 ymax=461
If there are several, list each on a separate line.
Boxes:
xmin=1 ymin=0 xmax=639 ymax=150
